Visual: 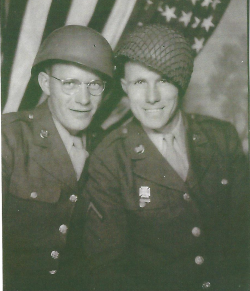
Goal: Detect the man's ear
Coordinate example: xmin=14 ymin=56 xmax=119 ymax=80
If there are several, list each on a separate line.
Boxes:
xmin=38 ymin=72 xmax=50 ymax=95
xmin=121 ymin=78 xmax=128 ymax=94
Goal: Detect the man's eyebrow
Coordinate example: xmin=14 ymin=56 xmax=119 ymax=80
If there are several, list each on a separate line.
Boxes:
xmin=60 ymin=77 xmax=102 ymax=81
xmin=128 ymin=77 xmax=146 ymax=82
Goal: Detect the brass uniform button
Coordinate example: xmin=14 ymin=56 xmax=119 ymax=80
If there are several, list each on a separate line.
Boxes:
xmin=221 ymin=178 xmax=228 ymax=185
xmin=59 ymin=224 xmax=68 ymax=234
xmin=30 ymin=192 xmax=38 ymax=199
xmin=183 ymin=193 xmax=191 ymax=201
xmin=192 ymin=227 xmax=201 ymax=237
xmin=69 ymin=194 xmax=78 ymax=202
xmin=195 ymin=256 xmax=204 ymax=265
xmin=51 ymin=251 xmax=59 ymax=259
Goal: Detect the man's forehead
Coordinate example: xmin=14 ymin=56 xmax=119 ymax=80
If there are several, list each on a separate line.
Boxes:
xmin=124 ymin=61 xmax=164 ymax=77
xmin=50 ymin=62 xmax=102 ymax=78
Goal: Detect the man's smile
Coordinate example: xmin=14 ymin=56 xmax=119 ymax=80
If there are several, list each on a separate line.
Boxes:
xmin=70 ymin=108 xmax=91 ymax=113
xmin=144 ymin=107 xmax=165 ymax=112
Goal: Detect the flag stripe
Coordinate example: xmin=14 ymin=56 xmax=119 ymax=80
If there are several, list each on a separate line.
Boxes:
xmin=19 ymin=0 xmax=74 ymax=111
xmin=41 ymin=0 xmax=73 ymax=41
xmin=87 ymin=0 xmax=116 ymax=32
xmin=3 ymin=0 xmax=52 ymax=113
xmin=19 ymin=0 xmax=101 ymax=112
xmin=1 ymin=0 xmax=29 ymax=109
xmin=65 ymin=0 xmax=99 ymax=26
xmin=102 ymin=0 xmax=138 ymax=49
xmin=114 ymin=0 xmax=161 ymax=50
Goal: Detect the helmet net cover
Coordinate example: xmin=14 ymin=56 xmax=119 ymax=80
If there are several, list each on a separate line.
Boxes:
xmin=115 ymin=24 xmax=194 ymax=92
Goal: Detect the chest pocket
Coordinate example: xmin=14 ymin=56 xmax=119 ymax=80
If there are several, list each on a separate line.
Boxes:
xmin=9 ymin=175 xmax=61 ymax=203
xmin=124 ymin=179 xmax=189 ymax=221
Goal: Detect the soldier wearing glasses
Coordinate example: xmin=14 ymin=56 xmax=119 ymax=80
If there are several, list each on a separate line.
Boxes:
xmin=84 ymin=24 xmax=249 ymax=291
xmin=2 ymin=25 xmax=113 ymax=291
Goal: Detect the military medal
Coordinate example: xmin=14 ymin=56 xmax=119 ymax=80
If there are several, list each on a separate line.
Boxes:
xmin=139 ymin=186 xmax=151 ymax=207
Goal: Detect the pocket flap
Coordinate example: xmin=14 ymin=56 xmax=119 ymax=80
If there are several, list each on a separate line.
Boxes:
xmin=9 ymin=176 xmax=61 ymax=203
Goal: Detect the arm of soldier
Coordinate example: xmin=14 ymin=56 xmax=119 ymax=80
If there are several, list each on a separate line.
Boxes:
xmin=1 ymin=125 xmax=14 ymax=205
xmin=83 ymin=152 xmax=132 ymax=291
xmin=226 ymin=123 xmax=249 ymax=284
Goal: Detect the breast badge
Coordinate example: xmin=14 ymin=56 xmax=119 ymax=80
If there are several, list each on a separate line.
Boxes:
xmin=139 ymin=186 xmax=151 ymax=208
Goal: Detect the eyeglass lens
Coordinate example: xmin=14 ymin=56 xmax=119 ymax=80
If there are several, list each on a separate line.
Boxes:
xmin=62 ymin=79 xmax=105 ymax=96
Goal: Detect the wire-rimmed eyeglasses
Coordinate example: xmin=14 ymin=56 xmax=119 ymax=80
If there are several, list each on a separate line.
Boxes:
xmin=49 ymin=76 xmax=106 ymax=96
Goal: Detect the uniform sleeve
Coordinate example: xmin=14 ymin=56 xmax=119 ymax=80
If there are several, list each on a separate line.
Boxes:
xmin=2 ymin=124 xmax=14 ymax=205
xmin=226 ymin=123 xmax=249 ymax=286
xmin=83 ymin=152 xmax=132 ymax=291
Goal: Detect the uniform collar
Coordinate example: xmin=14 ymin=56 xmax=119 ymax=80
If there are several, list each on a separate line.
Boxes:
xmin=142 ymin=111 xmax=187 ymax=156
xmin=52 ymin=116 xmax=87 ymax=154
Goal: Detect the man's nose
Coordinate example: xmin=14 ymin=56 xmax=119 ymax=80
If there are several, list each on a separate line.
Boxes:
xmin=74 ymin=85 xmax=90 ymax=105
xmin=146 ymin=84 xmax=160 ymax=104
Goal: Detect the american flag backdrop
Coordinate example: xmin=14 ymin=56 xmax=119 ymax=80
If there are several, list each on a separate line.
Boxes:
xmin=1 ymin=0 xmax=235 ymax=130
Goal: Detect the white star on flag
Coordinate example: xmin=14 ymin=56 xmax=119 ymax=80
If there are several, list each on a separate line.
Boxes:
xmin=192 ymin=37 xmax=205 ymax=53
xmin=201 ymin=15 xmax=214 ymax=31
xmin=179 ymin=11 xmax=193 ymax=27
xmin=201 ymin=0 xmax=213 ymax=7
xmin=161 ymin=5 xmax=177 ymax=22
xmin=192 ymin=16 xmax=201 ymax=28
xmin=191 ymin=0 xmax=200 ymax=5
xmin=212 ymin=0 xmax=221 ymax=9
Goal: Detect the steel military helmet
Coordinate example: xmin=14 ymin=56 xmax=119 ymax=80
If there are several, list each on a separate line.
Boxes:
xmin=32 ymin=25 xmax=114 ymax=79
xmin=115 ymin=24 xmax=194 ymax=93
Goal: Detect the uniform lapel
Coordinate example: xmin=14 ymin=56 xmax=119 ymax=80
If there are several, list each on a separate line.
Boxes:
xmin=185 ymin=114 xmax=215 ymax=188
xmin=126 ymin=119 xmax=187 ymax=193
xmin=29 ymin=101 xmax=77 ymax=190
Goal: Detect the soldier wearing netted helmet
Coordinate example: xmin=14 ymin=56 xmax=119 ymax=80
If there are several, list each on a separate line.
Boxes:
xmin=115 ymin=24 xmax=194 ymax=96
xmin=84 ymin=24 xmax=248 ymax=291
xmin=2 ymin=25 xmax=114 ymax=291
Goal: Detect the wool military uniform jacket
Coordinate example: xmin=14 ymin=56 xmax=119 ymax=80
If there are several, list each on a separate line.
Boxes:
xmin=2 ymin=100 xmax=103 ymax=291
xmin=84 ymin=114 xmax=249 ymax=291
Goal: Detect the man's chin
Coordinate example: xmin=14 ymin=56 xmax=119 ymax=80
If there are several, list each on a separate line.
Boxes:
xmin=141 ymin=121 xmax=167 ymax=131
xmin=66 ymin=122 xmax=91 ymax=135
